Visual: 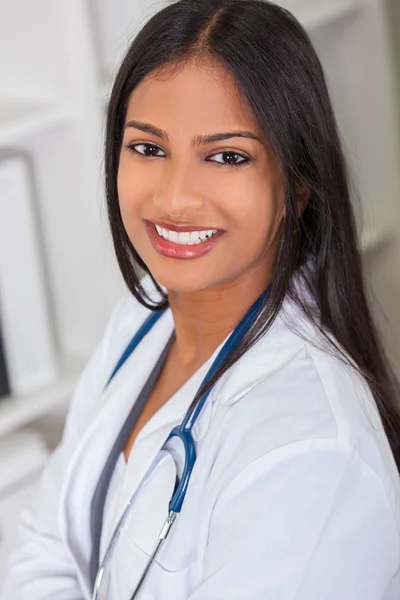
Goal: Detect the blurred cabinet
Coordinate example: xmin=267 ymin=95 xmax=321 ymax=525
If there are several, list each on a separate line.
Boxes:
xmin=0 ymin=0 xmax=126 ymax=438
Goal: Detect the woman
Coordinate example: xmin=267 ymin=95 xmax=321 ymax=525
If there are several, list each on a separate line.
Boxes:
xmin=3 ymin=0 xmax=400 ymax=598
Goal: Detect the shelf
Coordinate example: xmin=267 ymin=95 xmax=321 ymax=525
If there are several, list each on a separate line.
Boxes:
xmin=280 ymin=0 xmax=363 ymax=30
xmin=0 ymin=100 xmax=76 ymax=147
xmin=0 ymin=356 xmax=85 ymax=439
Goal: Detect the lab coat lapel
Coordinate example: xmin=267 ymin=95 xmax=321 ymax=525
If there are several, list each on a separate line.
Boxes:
xmin=216 ymin=297 xmax=314 ymax=406
xmin=60 ymin=307 xmax=176 ymax=591
xmin=104 ymin=335 xmax=227 ymax=556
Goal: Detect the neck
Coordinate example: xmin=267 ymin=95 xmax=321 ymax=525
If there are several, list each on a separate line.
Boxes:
xmin=167 ymin=267 xmax=273 ymax=371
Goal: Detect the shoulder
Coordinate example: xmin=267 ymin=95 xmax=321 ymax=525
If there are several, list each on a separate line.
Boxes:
xmin=209 ymin=281 xmax=400 ymax=530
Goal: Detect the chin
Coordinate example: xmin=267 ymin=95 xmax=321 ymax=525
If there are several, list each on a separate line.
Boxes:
xmin=146 ymin=264 xmax=213 ymax=295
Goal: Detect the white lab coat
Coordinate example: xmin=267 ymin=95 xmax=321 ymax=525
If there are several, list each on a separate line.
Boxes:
xmin=2 ymin=269 xmax=400 ymax=600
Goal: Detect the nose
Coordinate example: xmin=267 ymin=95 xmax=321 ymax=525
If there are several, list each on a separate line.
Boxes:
xmin=152 ymin=160 xmax=205 ymax=219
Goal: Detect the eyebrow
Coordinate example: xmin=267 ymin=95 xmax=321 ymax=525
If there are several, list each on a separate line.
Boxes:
xmin=123 ymin=120 xmax=263 ymax=146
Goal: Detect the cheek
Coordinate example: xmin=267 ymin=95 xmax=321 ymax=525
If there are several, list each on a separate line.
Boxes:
xmin=228 ymin=189 xmax=283 ymax=245
xmin=117 ymin=162 xmax=131 ymax=213
xmin=117 ymin=163 xmax=147 ymax=220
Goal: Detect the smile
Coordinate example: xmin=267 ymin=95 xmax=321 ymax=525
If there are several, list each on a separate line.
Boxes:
xmin=154 ymin=224 xmax=219 ymax=246
xmin=144 ymin=220 xmax=225 ymax=260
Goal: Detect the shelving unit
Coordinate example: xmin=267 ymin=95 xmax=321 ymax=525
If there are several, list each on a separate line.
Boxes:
xmin=0 ymin=101 xmax=76 ymax=147
xmin=0 ymin=0 xmax=127 ymax=444
xmin=0 ymin=0 xmax=399 ymax=443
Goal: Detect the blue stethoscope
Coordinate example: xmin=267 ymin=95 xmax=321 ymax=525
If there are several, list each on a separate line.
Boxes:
xmin=92 ymin=284 xmax=270 ymax=599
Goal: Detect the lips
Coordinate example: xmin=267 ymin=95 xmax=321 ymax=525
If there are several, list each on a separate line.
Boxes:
xmin=144 ymin=220 xmax=225 ymax=260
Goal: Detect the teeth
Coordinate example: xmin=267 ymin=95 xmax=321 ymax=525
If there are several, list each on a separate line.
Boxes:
xmin=154 ymin=224 xmax=218 ymax=245
xmin=178 ymin=232 xmax=190 ymax=244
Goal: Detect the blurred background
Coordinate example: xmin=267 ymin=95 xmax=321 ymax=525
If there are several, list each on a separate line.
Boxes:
xmin=0 ymin=0 xmax=399 ymax=573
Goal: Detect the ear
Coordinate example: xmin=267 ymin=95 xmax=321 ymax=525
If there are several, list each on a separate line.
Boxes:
xmin=295 ymin=182 xmax=310 ymax=218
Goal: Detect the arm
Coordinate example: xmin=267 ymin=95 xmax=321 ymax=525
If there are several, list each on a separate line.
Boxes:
xmin=189 ymin=440 xmax=399 ymax=600
xmin=1 ymin=295 xmax=133 ymax=600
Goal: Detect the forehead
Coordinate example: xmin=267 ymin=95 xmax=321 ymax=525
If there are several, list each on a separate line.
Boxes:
xmin=124 ymin=59 xmax=261 ymax=134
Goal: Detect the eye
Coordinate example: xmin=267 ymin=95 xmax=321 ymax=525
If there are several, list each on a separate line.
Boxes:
xmin=206 ymin=151 xmax=250 ymax=167
xmin=125 ymin=143 xmax=165 ymax=157
xmin=124 ymin=143 xmax=250 ymax=167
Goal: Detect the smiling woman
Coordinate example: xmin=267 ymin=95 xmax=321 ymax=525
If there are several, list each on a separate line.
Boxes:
xmin=3 ymin=1 xmax=400 ymax=599
xmin=116 ymin=60 xmax=289 ymax=290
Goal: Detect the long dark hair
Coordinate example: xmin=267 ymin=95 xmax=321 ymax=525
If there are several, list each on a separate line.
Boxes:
xmin=104 ymin=0 xmax=400 ymax=471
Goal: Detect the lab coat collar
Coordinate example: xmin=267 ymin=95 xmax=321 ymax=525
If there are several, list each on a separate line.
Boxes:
xmin=139 ymin=263 xmax=318 ymax=409
xmin=216 ymin=290 xmax=317 ymax=406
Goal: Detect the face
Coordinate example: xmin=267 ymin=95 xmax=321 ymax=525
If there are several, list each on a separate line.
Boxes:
xmin=118 ymin=59 xmax=287 ymax=295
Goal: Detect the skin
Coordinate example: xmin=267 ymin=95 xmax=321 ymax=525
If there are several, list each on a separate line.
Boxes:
xmin=118 ymin=58 xmax=309 ymax=375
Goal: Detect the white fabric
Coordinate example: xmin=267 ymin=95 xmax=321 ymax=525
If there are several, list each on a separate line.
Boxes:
xmin=99 ymin=452 xmax=126 ymax=562
xmin=2 ymin=271 xmax=400 ymax=599
xmin=100 ymin=349 xmax=223 ymax=569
